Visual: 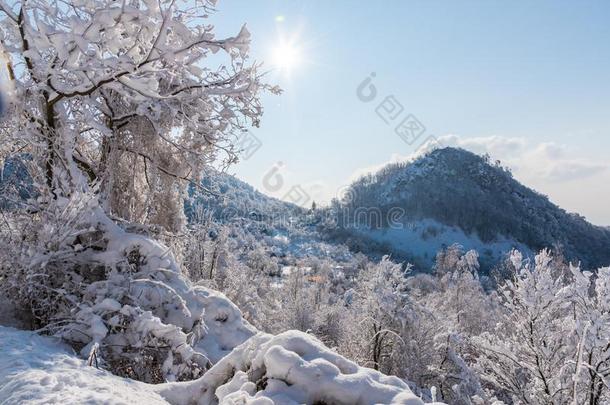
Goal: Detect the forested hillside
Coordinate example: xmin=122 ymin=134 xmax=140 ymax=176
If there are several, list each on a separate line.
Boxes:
xmin=324 ymin=147 xmax=610 ymax=269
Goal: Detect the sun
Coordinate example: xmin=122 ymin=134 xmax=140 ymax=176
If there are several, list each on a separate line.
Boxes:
xmin=271 ymin=40 xmax=301 ymax=72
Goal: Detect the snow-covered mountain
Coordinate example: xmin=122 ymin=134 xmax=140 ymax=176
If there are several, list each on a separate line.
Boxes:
xmin=187 ymin=172 xmax=356 ymax=264
xmin=191 ymin=148 xmax=610 ymax=272
xmin=186 ymin=171 xmax=304 ymax=223
xmin=321 ymin=147 xmax=610 ymax=270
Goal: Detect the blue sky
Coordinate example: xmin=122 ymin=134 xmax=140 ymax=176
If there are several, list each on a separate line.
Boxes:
xmin=210 ymin=1 xmax=610 ymax=225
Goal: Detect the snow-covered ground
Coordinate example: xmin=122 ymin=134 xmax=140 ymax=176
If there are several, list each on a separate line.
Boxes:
xmin=159 ymin=330 xmax=439 ymax=405
xmin=352 ymin=218 xmax=532 ymax=268
xmin=0 ymin=326 xmax=168 ymax=404
xmin=0 ymin=326 xmax=438 ymax=404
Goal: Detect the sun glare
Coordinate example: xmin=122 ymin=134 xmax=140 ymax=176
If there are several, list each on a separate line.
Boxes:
xmin=271 ymin=41 xmax=301 ymax=72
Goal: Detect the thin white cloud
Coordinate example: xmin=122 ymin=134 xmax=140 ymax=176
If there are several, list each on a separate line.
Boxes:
xmin=436 ymin=135 xmax=608 ymax=183
xmin=438 ymin=134 xmax=527 ymax=159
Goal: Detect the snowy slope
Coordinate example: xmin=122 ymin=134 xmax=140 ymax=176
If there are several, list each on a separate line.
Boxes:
xmin=187 ymin=172 xmax=356 ymax=265
xmin=350 ymin=218 xmax=532 ymax=268
xmin=0 ymin=326 xmax=438 ymax=405
xmin=186 ymin=171 xmax=304 ymax=224
xmin=0 ymin=326 xmax=168 ymax=404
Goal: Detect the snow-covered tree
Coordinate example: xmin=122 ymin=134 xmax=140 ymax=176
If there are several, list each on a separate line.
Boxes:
xmin=403 ymin=249 xmax=491 ymax=404
xmin=558 ymin=264 xmax=610 ymax=404
xmin=473 ymin=251 xmax=594 ymax=404
xmin=0 ymin=0 xmax=276 ymax=383
xmin=339 ymin=257 xmax=412 ymax=373
xmin=0 ymin=0 xmax=278 ymax=230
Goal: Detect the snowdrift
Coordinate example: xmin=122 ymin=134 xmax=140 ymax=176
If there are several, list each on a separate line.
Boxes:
xmin=158 ymin=330 xmax=434 ymax=405
xmin=0 ymin=326 xmax=168 ymax=404
xmin=0 ymin=326 xmax=437 ymax=404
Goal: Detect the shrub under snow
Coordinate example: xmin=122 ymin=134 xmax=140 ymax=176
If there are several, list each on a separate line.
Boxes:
xmin=0 ymin=193 xmax=433 ymax=403
xmin=160 ymin=330 xmax=440 ymax=405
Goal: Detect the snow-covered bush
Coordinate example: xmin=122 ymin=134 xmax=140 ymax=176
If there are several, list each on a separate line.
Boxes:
xmin=0 ymin=191 xmax=257 ymax=383
xmin=157 ymin=330 xmax=440 ymax=405
xmin=473 ymin=249 xmax=610 ymax=404
xmin=0 ymin=192 xmax=104 ymax=329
